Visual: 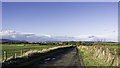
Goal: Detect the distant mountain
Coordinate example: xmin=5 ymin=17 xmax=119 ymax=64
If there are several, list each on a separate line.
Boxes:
xmin=81 ymin=41 xmax=118 ymax=43
xmin=0 ymin=39 xmax=28 ymax=43
xmin=44 ymin=41 xmax=63 ymax=42
xmin=0 ymin=39 xmax=117 ymax=43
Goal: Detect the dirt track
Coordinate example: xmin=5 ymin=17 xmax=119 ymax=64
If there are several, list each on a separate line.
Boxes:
xmin=33 ymin=47 xmax=84 ymax=68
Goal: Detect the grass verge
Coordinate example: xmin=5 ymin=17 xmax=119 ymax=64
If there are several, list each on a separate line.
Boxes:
xmin=77 ymin=46 xmax=107 ymax=66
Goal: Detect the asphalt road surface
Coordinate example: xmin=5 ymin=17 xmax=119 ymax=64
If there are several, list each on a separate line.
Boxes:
xmin=33 ymin=47 xmax=84 ymax=68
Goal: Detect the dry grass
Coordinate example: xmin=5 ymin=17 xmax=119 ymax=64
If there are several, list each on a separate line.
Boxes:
xmin=4 ymin=45 xmax=72 ymax=62
xmin=78 ymin=45 xmax=118 ymax=66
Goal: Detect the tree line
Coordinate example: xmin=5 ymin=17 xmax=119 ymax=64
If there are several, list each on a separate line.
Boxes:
xmin=2 ymin=41 xmax=95 ymax=46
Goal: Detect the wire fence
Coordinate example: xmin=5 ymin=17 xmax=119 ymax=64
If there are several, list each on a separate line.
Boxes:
xmin=2 ymin=47 xmax=50 ymax=62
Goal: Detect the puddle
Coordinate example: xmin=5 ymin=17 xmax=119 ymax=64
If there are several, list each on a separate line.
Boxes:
xmin=52 ymin=58 xmax=56 ymax=60
xmin=45 ymin=58 xmax=51 ymax=61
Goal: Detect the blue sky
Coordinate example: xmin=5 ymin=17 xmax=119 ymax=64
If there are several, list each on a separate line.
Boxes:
xmin=2 ymin=2 xmax=118 ymax=42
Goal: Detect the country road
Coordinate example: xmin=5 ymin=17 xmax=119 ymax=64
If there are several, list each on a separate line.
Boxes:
xmin=33 ymin=47 xmax=84 ymax=68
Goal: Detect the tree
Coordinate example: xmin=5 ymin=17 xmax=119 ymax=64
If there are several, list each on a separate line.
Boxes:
xmin=77 ymin=41 xmax=82 ymax=45
xmin=63 ymin=42 xmax=69 ymax=45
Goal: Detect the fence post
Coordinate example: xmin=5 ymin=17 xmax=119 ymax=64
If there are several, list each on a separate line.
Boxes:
xmin=96 ymin=47 xmax=98 ymax=57
xmin=4 ymin=51 xmax=7 ymax=61
xmin=114 ymin=49 xmax=117 ymax=57
xmin=109 ymin=53 xmax=111 ymax=59
xmin=29 ymin=49 xmax=31 ymax=51
xmin=107 ymin=48 xmax=109 ymax=51
xmin=96 ymin=47 xmax=97 ymax=52
xmin=14 ymin=53 xmax=17 ymax=59
xmin=103 ymin=50 xmax=105 ymax=55
xmin=100 ymin=47 xmax=102 ymax=53
xmin=21 ymin=50 xmax=23 ymax=56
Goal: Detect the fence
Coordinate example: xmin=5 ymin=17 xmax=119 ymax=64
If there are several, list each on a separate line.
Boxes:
xmin=2 ymin=47 xmax=49 ymax=62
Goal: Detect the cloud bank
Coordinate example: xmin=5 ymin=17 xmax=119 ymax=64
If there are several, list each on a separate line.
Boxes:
xmin=0 ymin=30 xmax=118 ymax=42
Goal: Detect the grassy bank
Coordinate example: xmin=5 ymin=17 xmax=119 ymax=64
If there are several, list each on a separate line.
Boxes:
xmin=77 ymin=46 xmax=107 ymax=66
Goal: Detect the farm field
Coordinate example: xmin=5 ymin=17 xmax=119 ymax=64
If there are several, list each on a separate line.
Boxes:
xmin=92 ymin=43 xmax=119 ymax=53
xmin=105 ymin=45 xmax=119 ymax=53
xmin=104 ymin=43 xmax=118 ymax=49
xmin=2 ymin=44 xmax=59 ymax=61
xmin=104 ymin=43 xmax=119 ymax=54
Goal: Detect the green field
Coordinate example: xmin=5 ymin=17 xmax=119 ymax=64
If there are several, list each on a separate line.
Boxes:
xmin=94 ymin=43 xmax=119 ymax=54
xmin=2 ymin=44 xmax=58 ymax=61
xmin=104 ymin=43 xmax=119 ymax=54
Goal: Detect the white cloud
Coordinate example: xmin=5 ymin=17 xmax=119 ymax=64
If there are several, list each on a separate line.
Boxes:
xmin=0 ymin=30 xmax=54 ymax=42
xmin=0 ymin=30 xmax=118 ymax=42
xmin=11 ymin=35 xmax=16 ymax=38
xmin=74 ymin=34 xmax=118 ymax=42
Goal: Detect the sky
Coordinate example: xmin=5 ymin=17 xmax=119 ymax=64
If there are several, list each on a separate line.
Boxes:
xmin=1 ymin=2 xmax=118 ymax=42
xmin=2 ymin=0 xmax=119 ymax=2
